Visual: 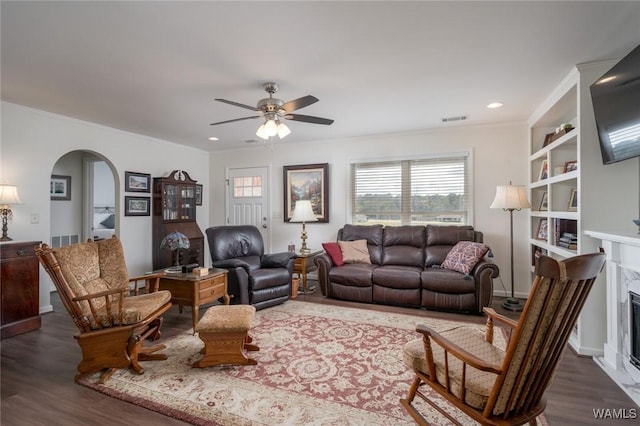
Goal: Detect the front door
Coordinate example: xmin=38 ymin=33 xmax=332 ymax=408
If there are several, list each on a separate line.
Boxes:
xmin=226 ymin=166 xmax=270 ymax=247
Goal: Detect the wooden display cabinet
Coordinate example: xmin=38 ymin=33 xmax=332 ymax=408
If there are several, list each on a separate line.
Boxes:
xmin=152 ymin=170 xmax=204 ymax=270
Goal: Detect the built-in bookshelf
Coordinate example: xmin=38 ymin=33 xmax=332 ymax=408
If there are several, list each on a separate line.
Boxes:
xmin=527 ymin=60 xmax=637 ymax=356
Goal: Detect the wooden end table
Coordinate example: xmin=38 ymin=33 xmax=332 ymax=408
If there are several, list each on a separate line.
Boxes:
xmin=158 ymin=267 xmax=229 ymax=332
xmin=294 ymin=250 xmax=323 ymax=294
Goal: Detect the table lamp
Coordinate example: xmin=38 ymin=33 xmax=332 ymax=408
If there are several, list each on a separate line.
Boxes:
xmin=490 ymin=182 xmax=531 ymax=311
xmin=0 ymin=184 xmax=22 ymax=242
xmin=160 ymin=231 xmax=190 ymax=272
xmin=290 ymin=200 xmax=318 ymax=254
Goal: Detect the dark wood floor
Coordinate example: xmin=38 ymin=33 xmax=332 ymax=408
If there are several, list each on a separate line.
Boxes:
xmin=1 ymin=286 xmax=637 ymax=425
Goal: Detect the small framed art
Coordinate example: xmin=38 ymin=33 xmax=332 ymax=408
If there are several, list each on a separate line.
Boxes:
xmin=539 ymin=192 xmax=548 ymax=211
xmin=542 ymin=132 xmax=555 ymax=148
xmin=568 ymin=189 xmax=578 ymax=211
xmin=50 ymin=175 xmax=71 ymax=200
xmin=536 ymin=219 xmax=548 ymax=240
xmin=125 ymin=171 xmax=151 ymax=193
xmin=563 ymin=161 xmax=578 ymax=173
xmin=124 ymin=196 xmax=151 ymax=216
xmin=538 ymin=160 xmax=548 ymax=181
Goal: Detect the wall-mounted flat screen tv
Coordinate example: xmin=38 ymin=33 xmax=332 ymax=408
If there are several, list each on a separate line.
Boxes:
xmin=590 ymin=44 xmax=640 ymax=165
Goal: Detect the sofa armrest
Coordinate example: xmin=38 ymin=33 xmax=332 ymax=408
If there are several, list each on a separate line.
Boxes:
xmin=262 ymin=252 xmax=297 ymax=269
xmin=471 ymin=258 xmax=500 ymax=313
xmin=314 ymin=253 xmax=333 ymax=296
xmin=212 ymin=258 xmax=251 ymax=272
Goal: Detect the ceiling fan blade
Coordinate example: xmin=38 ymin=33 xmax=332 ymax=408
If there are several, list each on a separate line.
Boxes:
xmin=284 ymin=114 xmax=334 ymax=125
xmin=215 ymin=98 xmax=258 ymax=111
xmin=210 ymin=116 xmax=259 ymax=126
xmin=279 ymin=95 xmax=319 ymax=113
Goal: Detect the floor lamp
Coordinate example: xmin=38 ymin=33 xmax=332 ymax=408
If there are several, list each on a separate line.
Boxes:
xmin=490 ymin=182 xmax=531 ymax=312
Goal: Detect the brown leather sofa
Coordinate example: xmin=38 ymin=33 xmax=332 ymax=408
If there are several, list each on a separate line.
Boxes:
xmin=315 ymin=224 xmax=499 ymax=314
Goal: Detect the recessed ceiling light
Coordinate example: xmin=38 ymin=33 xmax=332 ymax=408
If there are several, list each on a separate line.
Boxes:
xmin=487 ymin=102 xmax=503 ymax=109
xmin=208 ymin=136 xmax=219 ymax=141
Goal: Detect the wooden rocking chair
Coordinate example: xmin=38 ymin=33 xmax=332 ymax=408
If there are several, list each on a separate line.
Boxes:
xmin=36 ymin=236 xmax=172 ymax=384
xmin=401 ymin=252 xmax=606 ymax=425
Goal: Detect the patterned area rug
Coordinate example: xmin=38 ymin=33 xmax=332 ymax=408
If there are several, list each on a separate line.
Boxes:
xmin=78 ymin=301 xmax=545 ymax=425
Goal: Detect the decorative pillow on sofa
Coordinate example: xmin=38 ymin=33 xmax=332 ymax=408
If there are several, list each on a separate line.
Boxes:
xmin=441 ymin=241 xmax=489 ymax=275
xmin=338 ymin=239 xmax=371 ymax=264
xmin=322 ymin=242 xmax=344 ymax=266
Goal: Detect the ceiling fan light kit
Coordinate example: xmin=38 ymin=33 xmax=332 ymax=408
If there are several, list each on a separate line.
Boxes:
xmin=212 ymin=82 xmax=334 ymax=140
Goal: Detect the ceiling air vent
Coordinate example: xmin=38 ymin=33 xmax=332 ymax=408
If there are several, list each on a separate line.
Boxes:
xmin=441 ymin=115 xmax=468 ymax=123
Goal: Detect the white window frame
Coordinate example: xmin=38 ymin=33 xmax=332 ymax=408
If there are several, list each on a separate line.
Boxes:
xmin=347 ymin=150 xmax=474 ymax=226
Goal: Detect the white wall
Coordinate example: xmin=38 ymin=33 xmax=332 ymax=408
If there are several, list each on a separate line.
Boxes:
xmin=93 ymin=160 xmax=115 ymax=208
xmin=209 ymin=122 xmax=531 ymax=300
xmin=50 ymin=151 xmax=84 ymax=238
xmin=1 ymin=102 xmax=210 ymax=313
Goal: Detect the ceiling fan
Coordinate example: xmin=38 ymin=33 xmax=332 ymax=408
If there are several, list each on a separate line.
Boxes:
xmin=210 ymin=82 xmax=334 ymax=140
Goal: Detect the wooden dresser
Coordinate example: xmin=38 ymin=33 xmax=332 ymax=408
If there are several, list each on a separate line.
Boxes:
xmin=1 ymin=241 xmax=41 ymax=339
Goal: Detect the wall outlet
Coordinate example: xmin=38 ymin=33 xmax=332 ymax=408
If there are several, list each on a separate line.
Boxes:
xmin=30 ymin=213 xmax=39 ymax=224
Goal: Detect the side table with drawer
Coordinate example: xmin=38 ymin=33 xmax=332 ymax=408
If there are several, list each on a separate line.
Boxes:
xmin=293 ymin=250 xmax=323 ymax=294
xmin=158 ymin=267 xmax=229 ymax=332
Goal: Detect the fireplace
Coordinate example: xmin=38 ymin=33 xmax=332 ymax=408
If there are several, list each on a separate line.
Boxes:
xmin=631 ymin=292 xmax=640 ymax=370
xmin=584 ymin=229 xmax=640 ymax=407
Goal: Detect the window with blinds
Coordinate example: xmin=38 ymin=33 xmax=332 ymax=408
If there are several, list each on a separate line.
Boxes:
xmin=350 ymin=155 xmax=469 ymax=226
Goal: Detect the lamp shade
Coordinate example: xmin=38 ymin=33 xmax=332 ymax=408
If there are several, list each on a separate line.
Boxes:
xmin=256 ymin=116 xmax=291 ymax=140
xmin=290 ymin=200 xmax=318 ymax=223
xmin=490 ymin=184 xmax=531 ymax=210
xmin=277 ymin=120 xmax=291 ymax=138
xmin=265 ymin=119 xmax=278 ymax=137
xmin=160 ymin=231 xmax=190 ymax=251
xmin=0 ymin=184 xmax=22 ymax=206
xmin=256 ymin=123 xmax=268 ymax=139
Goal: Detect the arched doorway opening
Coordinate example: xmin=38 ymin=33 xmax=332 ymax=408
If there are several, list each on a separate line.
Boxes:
xmin=49 ymin=150 xmax=118 ymax=249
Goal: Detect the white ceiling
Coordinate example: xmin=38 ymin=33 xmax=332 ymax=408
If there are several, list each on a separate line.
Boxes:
xmin=2 ymin=1 xmax=640 ymax=152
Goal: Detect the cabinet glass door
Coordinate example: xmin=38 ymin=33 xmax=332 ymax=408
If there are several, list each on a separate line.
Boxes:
xmin=163 ymin=184 xmax=179 ymax=220
xmin=181 ymin=185 xmax=196 ymax=220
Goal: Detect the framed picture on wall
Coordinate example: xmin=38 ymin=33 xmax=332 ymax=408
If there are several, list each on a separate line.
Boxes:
xmin=283 ymin=163 xmax=329 ymax=223
xmin=50 ymin=175 xmax=71 ymax=200
xmin=125 ymin=171 xmax=151 ymax=193
xmin=124 ymin=196 xmax=150 ymax=216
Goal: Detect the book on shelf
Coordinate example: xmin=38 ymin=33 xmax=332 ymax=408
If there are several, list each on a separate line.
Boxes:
xmin=559 ymin=231 xmax=577 ymax=244
xmin=557 ymin=241 xmax=577 ymax=250
xmin=559 ymin=236 xmax=577 ymax=244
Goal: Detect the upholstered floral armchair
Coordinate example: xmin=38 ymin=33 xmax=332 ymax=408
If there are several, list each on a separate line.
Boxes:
xmin=36 ymin=236 xmax=172 ymax=383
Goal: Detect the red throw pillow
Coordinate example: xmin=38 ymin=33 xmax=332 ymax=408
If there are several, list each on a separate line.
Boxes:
xmin=322 ymin=242 xmax=344 ymax=266
xmin=441 ymin=241 xmax=489 ymax=275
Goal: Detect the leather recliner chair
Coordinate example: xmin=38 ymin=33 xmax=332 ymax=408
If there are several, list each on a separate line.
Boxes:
xmin=206 ymin=225 xmax=296 ymax=310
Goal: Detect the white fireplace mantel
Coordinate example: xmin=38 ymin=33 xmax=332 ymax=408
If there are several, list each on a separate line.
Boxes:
xmin=585 ymin=229 xmax=640 ymax=407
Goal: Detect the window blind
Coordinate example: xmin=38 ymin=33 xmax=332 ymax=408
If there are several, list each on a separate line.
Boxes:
xmin=350 ymin=155 xmax=468 ymax=226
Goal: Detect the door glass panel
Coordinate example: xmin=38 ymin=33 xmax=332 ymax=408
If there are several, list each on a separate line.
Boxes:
xmin=234 ymin=175 xmax=262 ymax=198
